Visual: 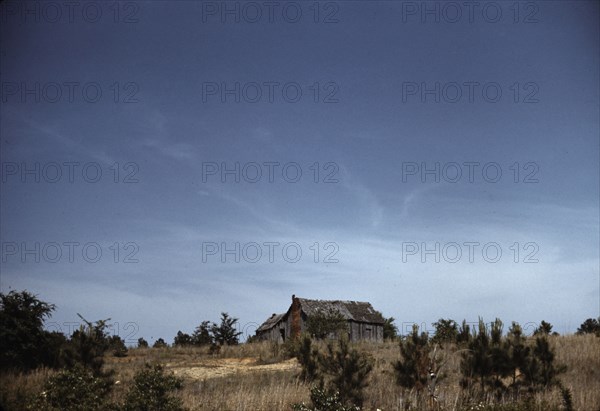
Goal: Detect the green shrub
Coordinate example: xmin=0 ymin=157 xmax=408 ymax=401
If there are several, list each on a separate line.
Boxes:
xmin=460 ymin=318 xmax=566 ymax=402
xmin=383 ymin=316 xmax=398 ymax=341
xmin=533 ymin=321 xmax=557 ymax=336
xmin=456 ymin=320 xmax=472 ymax=346
xmin=460 ymin=318 xmax=509 ymax=393
xmin=29 ymin=365 xmax=112 ymax=411
xmin=191 ymin=321 xmax=213 ymax=346
xmin=432 ymin=318 xmax=458 ymax=345
xmin=576 ymin=317 xmax=600 ymax=336
xmin=295 ymin=334 xmax=320 ymax=382
xmin=394 ymin=324 xmax=434 ymax=391
xmin=211 ymin=312 xmax=242 ymax=345
xmin=108 ymin=335 xmax=128 ymax=357
xmin=305 ymin=308 xmax=349 ymax=340
xmin=291 ymin=387 xmax=360 ymax=411
xmin=62 ymin=316 xmax=112 ymax=376
xmin=153 ymin=338 xmax=168 ymax=348
xmin=0 ymin=290 xmax=57 ymax=371
xmin=173 ymin=331 xmax=193 ymax=347
xmin=121 ymin=363 xmax=185 ymax=411
xmin=521 ymin=335 xmax=565 ymax=390
xmin=319 ymin=337 xmax=372 ymax=407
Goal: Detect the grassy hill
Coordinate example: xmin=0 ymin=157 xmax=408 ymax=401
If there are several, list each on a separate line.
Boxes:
xmin=2 ymin=334 xmax=598 ymax=410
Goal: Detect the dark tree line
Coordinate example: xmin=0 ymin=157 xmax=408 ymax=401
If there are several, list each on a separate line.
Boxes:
xmin=0 ymin=289 xmax=246 ymax=374
xmin=0 ymin=290 xmax=126 ymax=374
xmin=171 ymin=313 xmax=242 ymax=347
xmin=393 ymin=318 xmax=571 ymax=408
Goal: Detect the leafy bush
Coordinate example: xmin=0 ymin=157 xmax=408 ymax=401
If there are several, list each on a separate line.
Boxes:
xmin=173 ymin=331 xmax=193 ymax=346
xmin=432 ymin=318 xmax=459 ymax=345
xmin=576 ymin=317 xmax=600 ymax=336
xmin=108 ymin=335 xmax=128 ymax=357
xmin=0 ymin=290 xmax=57 ymax=371
xmin=291 ymin=387 xmax=360 ymax=411
xmin=29 ymin=365 xmax=112 ymax=411
xmin=305 ymin=308 xmax=349 ymax=340
xmin=153 ymin=338 xmax=168 ymax=348
xmin=383 ymin=316 xmax=398 ymax=341
xmin=121 ymin=363 xmax=185 ymax=411
xmin=137 ymin=337 xmax=149 ymax=348
xmin=62 ymin=316 xmax=112 ymax=376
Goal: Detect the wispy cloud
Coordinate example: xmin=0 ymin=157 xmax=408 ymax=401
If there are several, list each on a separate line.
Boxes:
xmin=138 ymin=109 xmax=198 ymax=160
xmin=22 ymin=117 xmax=115 ymax=165
xmin=338 ymin=164 xmax=384 ymax=228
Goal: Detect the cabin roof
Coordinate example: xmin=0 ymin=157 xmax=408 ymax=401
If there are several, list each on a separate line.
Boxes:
xmin=256 ymin=297 xmax=385 ymax=334
xmin=296 ymin=298 xmax=385 ymax=324
xmin=256 ymin=313 xmax=285 ymax=332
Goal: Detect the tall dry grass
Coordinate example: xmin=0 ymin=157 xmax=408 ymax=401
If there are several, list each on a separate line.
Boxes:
xmin=0 ymin=367 xmax=56 ymax=409
xmin=1 ymin=335 xmax=599 ymax=410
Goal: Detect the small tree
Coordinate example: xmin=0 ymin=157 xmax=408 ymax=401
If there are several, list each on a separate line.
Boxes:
xmin=137 ymin=337 xmax=149 ymax=348
xmin=533 ymin=320 xmax=555 ymax=336
xmin=41 ymin=331 xmax=69 ymax=368
xmin=211 ymin=313 xmax=242 ymax=345
xmin=296 ymin=334 xmax=320 ymax=382
xmin=192 ymin=321 xmax=213 ymax=346
xmin=63 ymin=315 xmax=112 ymax=376
xmin=0 ymin=290 xmax=57 ymax=370
xmin=173 ymin=331 xmax=193 ymax=347
xmin=576 ymin=318 xmax=600 ymax=336
xmin=122 ymin=363 xmax=185 ymax=411
xmin=383 ymin=316 xmax=398 ymax=341
xmin=319 ymin=336 xmax=373 ymax=407
xmin=394 ymin=324 xmax=437 ymax=393
xmin=108 ymin=334 xmax=128 ymax=357
xmin=432 ymin=318 xmax=458 ymax=345
xmin=456 ymin=320 xmax=472 ymax=346
xmin=306 ymin=308 xmax=348 ymax=340
xmin=460 ymin=318 xmax=507 ymax=392
xmin=506 ymin=322 xmax=530 ymax=393
xmin=153 ymin=338 xmax=168 ymax=348
xmin=521 ymin=335 xmax=565 ymax=390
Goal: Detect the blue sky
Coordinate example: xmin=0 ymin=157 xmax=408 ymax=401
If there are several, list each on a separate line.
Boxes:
xmin=1 ymin=0 xmax=598 ymax=343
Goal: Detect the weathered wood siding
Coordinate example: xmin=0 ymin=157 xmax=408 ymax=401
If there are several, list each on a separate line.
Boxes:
xmin=257 ymin=319 xmax=286 ymax=342
xmin=348 ymin=321 xmax=383 ymax=342
xmin=256 ymin=297 xmax=385 ymax=343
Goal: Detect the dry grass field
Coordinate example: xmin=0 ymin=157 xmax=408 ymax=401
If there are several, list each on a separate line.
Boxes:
xmin=1 ymin=335 xmax=599 ymax=411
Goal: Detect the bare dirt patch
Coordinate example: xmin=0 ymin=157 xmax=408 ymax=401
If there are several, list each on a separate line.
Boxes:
xmin=169 ymin=357 xmax=299 ymax=380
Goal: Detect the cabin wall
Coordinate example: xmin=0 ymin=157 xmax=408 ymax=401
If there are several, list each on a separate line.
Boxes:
xmin=257 ymin=321 xmax=286 ymax=343
xmin=261 ymin=320 xmax=383 ymax=342
xmin=257 ymin=302 xmax=385 ymax=343
xmin=348 ymin=321 xmax=383 ymax=342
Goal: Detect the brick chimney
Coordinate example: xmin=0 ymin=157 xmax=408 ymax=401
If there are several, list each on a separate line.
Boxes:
xmin=291 ymin=294 xmax=301 ymax=339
